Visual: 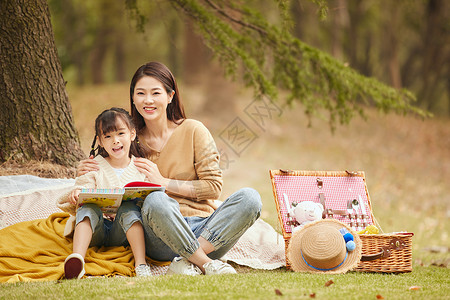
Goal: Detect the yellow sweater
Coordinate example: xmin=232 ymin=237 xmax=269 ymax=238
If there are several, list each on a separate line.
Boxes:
xmin=145 ymin=119 xmax=223 ymax=217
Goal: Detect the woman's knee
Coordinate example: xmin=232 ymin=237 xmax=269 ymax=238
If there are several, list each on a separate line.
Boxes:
xmin=141 ymin=191 xmax=178 ymax=219
xmin=241 ymin=187 xmax=262 ymax=208
xmin=234 ymin=187 xmax=262 ymax=217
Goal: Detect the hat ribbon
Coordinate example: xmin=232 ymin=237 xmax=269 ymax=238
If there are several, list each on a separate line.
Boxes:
xmin=300 ymin=251 xmax=348 ymax=271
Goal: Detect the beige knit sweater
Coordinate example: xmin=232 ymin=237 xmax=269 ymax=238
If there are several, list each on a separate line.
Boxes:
xmin=143 ymin=119 xmax=223 ymax=217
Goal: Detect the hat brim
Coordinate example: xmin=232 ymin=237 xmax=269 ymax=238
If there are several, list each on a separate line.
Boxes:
xmin=287 ymin=219 xmax=362 ymax=274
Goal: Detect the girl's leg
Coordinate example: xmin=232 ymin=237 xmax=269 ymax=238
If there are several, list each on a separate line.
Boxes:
xmin=125 ymin=222 xmax=147 ymax=267
xmin=106 ymin=202 xmax=147 ymax=267
xmin=73 ymin=203 xmax=106 ymax=256
xmin=65 ymin=204 xmax=104 ymax=279
xmin=72 ymin=218 xmax=92 ymax=257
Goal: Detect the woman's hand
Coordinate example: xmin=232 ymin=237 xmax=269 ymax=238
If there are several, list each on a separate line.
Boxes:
xmin=134 ymin=157 xmax=197 ymax=199
xmin=134 ymin=157 xmax=168 ymax=186
xmin=69 ymin=189 xmax=81 ymax=206
xmin=77 ymin=155 xmax=99 ymax=177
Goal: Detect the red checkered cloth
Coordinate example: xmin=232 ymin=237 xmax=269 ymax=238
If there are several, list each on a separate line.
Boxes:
xmin=273 ymin=175 xmax=373 ymax=233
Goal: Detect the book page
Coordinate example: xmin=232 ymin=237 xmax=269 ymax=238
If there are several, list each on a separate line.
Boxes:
xmin=77 ymin=188 xmax=124 ymax=214
xmin=122 ymin=186 xmax=165 ymax=201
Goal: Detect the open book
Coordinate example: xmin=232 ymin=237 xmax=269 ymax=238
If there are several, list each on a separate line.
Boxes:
xmin=77 ymin=181 xmax=165 ymax=214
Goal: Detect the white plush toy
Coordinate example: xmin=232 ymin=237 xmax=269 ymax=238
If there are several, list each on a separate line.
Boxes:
xmin=290 ymin=201 xmax=324 ymax=232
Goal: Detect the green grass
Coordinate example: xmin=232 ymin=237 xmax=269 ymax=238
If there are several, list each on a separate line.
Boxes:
xmin=1 ymin=266 xmax=449 ymax=299
xmin=3 ymin=83 xmax=446 ymax=298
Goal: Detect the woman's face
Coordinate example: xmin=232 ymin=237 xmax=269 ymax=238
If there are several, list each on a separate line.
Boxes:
xmin=132 ymin=76 xmax=174 ymax=124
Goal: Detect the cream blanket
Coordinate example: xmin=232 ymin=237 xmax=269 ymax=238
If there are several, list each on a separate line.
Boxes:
xmin=0 ymin=175 xmax=285 ymax=282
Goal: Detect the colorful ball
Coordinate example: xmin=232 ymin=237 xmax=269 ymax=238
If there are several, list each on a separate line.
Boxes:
xmin=343 ymin=232 xmax=354 ymax=243
xmin=346 ymin=241 xmax=356 ymax=251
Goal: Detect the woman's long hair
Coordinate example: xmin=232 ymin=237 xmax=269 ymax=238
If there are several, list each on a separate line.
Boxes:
xmin=129 ymin=62 xmax=186 ymax=132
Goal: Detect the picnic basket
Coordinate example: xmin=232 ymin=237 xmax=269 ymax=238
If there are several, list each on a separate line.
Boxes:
xmin=269 ymin=169 xmax=413 ymax=273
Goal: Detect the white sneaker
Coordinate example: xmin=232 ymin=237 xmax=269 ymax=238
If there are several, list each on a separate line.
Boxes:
xmin=166 ymin=257 xmax=202 ymax=276
xmin=203 ymin=260 xmax=237 ymax=275
xmin=135 ymin=264 xmax=152 ymax=277
xmin=64 ymin=253 xmax=85 ymax=279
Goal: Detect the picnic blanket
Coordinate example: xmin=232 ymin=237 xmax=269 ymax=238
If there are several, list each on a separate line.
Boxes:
xmin=0 ymin=212 xmax=155 ymax=283
xmin=0 ymin=175 xmax=285 ymax=282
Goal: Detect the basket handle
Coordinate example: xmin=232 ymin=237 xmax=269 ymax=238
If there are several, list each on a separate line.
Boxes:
xmin=360 ymin=247 xmax=391 ymax=261
xmin=360 ymin=237 xmax=406 ymax=261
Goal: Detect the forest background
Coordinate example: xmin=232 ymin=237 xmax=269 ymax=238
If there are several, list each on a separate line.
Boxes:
xmin=50 ymin=0 xmax=449 ymax=114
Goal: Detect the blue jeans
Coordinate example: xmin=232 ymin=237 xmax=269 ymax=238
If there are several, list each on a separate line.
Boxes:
xmin=75 ymin=201 xmax=142 ymax=247
xmin=141 ymin=187 xmax=262 ymax=261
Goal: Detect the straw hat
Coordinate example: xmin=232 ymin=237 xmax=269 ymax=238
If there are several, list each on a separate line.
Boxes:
xmin=287 ymin=219 xmax=362 ymax=274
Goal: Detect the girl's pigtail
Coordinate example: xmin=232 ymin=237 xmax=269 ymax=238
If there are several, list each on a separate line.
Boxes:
xmin=132 ymin=135 xmax=145 ymax=158
xmin=89 ymin=135 xmax=98 ymax=157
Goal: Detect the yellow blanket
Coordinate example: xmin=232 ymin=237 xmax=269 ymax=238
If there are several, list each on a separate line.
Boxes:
xmin=0 ymin=212 xmax=166 ymax=283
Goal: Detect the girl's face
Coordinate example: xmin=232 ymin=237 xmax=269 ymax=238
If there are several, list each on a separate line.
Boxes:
xmin=132 ymin=76 xmax=174 ymax=123
xmin=97 ymin=117 xmax=136 ymax=165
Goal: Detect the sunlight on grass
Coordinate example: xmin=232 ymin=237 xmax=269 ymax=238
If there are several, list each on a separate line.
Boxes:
xmin=1 ymin=267 xmax=449 ymax=299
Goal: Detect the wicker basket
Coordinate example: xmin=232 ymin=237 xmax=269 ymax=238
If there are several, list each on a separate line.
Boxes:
xmin=270 ymin=169 xmax=414 ymax=273
xmin=356 ymin=233 xmax=414 ymax=273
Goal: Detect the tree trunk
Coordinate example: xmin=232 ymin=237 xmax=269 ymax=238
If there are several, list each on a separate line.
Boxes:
xmin=60 ymin=0 xmax=88 ymax=85
xmin=331 ymin=0 xmax=349 ymax=61
xmin=182 ymin=18 xmax=209 ymax=84
xmin=346 ymin=0 xmax=362 ymax=71
xmin=114 ymin=32 xmax=126 ymax=82
xmin=0 ymin=0 xmax=86 ymax=167
xmin=91 ymin=0 xmax=113 ymax=84
xmin=384 ymin=4 xmax=402 ymax=89
xmin=91 ymin=28 xmax=108 ymax=84
xmin=167 ymin=16 xmax=181 ymax=77
xmin=418 ymin=0 xmax=448 ymax=110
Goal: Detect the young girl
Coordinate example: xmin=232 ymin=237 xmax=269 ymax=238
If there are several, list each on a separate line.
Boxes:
xmin=57 ymin=107 xmax=152 ymax=279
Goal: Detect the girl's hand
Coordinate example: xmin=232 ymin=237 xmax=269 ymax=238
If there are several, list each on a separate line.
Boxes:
xmin=69 ymin=189 xmax=81 ymax=206
xmin=134 ymin=157 xmax=168 ymax=186
xmin=77 ymin=155 xmax=99 ymax=176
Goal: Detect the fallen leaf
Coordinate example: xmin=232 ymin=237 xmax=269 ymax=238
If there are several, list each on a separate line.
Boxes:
xmin=275 ymin=289 xmax=283 ymax=296
xmin=423 ymin=246 xmax=449 ymax=253
xmin=324 ymin=280 xmax=334 ymax=287
xmin=409 ymin=286 xmax=421 ymax=290
xmin=431 ymin=259 xmax=449 ymax=268
xmin=376 ymin=294 xmax=384 ymax=299
xmin=309 ymin=293 xmax=316 ymax=298
xmin=126 ymin=281 xmax=136 ymax=285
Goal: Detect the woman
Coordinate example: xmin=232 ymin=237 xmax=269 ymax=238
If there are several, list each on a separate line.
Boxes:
xmin=77 ymin=62 xmax=262 ymax=275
